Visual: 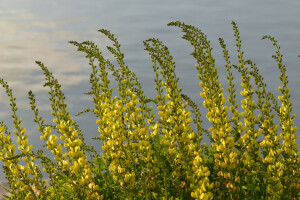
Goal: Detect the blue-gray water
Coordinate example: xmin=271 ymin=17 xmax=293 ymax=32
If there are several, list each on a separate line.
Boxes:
xmin=0 ymin=0 xmax=300 ymax=181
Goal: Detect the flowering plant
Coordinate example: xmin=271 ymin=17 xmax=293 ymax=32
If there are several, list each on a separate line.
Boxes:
xmin=0 ymin=21 xmax=299 ymax=200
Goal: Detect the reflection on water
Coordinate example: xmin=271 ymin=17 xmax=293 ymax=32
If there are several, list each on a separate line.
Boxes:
xmin=0 ymin=0 xmax=299 ymax=181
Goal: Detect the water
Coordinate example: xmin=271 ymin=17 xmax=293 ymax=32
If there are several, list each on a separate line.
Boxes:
xmin=0 ymin=0 xmax=300 ymax=181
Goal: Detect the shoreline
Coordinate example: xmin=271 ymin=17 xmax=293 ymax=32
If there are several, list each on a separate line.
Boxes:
xmin=0 ymin=182 xmax=9 ymax=200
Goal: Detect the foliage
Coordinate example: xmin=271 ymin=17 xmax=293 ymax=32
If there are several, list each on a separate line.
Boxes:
xmin=0 ymin=21 xmax=299 ymax=199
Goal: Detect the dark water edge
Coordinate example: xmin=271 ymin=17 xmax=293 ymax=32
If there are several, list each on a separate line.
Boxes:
xmin=0 ymin=182 xmax=9 ymax=200
xmin=0 ymin=180 xmax=50 ymax=199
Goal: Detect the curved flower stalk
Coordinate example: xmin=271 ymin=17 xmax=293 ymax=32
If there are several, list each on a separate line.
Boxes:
xmin=72 ymin=29 xmax=155 ymax=198
xmin=0 ymin=64 xmax=99 ymax=199
xmin=168 ymin=21 xmax=237 ymax=199
xmin=248 ymin=61 xmax=284 ymax=199
xmin=144 ymin=38 xmax=212 ymax=199
xmin=262 ymin=35 xmax=300 ymax=199
xmin=0 ymin=79 xmax=43 ymax=200
xmin=33 ymin=61 xmax=100 ymax=199
xmin=229 ymin=22 xmax=265 ymax=198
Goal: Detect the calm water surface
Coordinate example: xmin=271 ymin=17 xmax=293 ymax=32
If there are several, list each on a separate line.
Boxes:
xmin=0 ymin=0 xmax=300 ymax=181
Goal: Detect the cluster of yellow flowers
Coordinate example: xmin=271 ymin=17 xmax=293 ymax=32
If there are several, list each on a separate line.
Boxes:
xmin=146 ymin=38 xmax=212 ymax=198
xmin=0 ymin=21 xmax=299 ymax=199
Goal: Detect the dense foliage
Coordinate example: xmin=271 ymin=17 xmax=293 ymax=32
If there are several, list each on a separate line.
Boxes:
xmin=0 ymin=21 xmax=299 ymax=199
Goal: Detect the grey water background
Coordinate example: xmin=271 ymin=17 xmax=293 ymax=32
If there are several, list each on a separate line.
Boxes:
xmin=0 ymin=0 xmax=299 ymax=181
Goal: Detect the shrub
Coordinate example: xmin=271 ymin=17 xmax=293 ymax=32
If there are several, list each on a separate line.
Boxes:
xmin=0 ymin=21 xmax=299 ymax=200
